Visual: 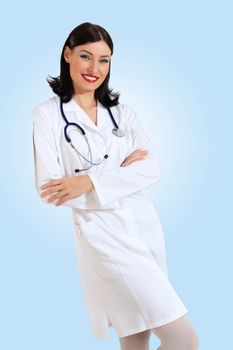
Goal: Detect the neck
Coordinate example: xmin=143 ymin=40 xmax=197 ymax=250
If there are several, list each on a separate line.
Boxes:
xmin=72 ymin=90 xmax=97 ymax=109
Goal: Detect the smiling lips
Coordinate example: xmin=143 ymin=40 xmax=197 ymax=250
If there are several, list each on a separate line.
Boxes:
xmin=81 ymin=74 xmax=99 ymax=83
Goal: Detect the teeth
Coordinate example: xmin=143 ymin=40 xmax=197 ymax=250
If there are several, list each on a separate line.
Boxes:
xmin=82 ymin=74 xmax=98 ymax=81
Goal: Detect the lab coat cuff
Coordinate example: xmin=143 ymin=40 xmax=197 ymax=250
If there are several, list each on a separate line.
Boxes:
xmin=88 ymin=173 xmax=107 ymax=207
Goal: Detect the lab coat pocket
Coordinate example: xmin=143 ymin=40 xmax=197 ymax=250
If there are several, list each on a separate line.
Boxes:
xmin=76 ymin=220 xmax=102 ymax=243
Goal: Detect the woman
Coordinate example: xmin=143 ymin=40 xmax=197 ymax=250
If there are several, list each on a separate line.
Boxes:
xmin=32 ymin=22 xmax=199 ymax=350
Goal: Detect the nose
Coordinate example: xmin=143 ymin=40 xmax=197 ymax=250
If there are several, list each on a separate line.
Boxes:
xmin=87 ymin=59 xmax=99 ymax=74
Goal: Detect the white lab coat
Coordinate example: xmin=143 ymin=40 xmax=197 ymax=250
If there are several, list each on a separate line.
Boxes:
xmin=32 ymin=95 xmax=188 ymax=339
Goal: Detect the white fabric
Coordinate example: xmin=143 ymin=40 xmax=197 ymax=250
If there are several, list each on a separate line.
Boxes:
xmin=32 ymin=95 xmax=188 ymax=339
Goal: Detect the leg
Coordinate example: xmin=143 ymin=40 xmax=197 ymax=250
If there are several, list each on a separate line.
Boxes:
xmin=119 ymin=329 xmax=151 ymax=350
xmin=151 ymin=315 xmax=199 ymax=350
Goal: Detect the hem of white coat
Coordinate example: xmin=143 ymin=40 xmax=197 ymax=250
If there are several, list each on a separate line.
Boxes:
xmin=93 ymin=307 xmax=188 ymax=340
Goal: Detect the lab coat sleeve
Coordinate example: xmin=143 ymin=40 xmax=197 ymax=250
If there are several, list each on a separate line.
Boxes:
xmin=88 ymin=105 xmax=161 ymax=207
xmin=32 ymin=105 xmax=103 ymax=209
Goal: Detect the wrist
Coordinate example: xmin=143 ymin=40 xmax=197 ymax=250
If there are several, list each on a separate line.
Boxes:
xmin=86 ymin=175 xmax=94 ymax=192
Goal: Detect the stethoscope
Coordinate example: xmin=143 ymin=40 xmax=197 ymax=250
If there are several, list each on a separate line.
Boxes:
xmin=59 ymin=97 xmax=125 ymax=173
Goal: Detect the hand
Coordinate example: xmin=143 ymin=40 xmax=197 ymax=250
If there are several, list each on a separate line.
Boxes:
xmin=40 ymin=175 xmax=94 ymax=206
xmin=120 ymin=149 xmax=148 ymax=167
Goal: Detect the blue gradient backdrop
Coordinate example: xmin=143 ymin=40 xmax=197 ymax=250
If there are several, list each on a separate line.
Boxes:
xmin=0 ymin=1 xmax=232 ymax=349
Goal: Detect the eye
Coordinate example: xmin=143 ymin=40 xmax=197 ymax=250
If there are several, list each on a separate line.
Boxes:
xmin=100 ymin=59 xmax=110 ymax=64
xmin=80 ymin=54 xmax=90 ymax=60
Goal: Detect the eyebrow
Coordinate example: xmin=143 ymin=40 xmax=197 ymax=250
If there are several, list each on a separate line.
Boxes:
xmin=80 ymin=50 xmax=111 ymax=58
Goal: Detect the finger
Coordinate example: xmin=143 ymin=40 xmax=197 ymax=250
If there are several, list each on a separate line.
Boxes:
xmin=40 ymin=185 xmax=64 ymax=198
xmin=130 ymin=150 xmax=148 ymax=156
xmin=133 ymin=149 xmax=148 ymax=153
xmin=55 ymin=194 xmax=71 ymax=206
xmin=127 ymin=150 xmax=148 ymax=159
xmin=128 ymin=157 xmax=147 ymax=165
xmin=122 ymin=155 xmax=147 ymax=166
xmin=47 ymin=189 xmax=68 ymax=203
xmin=128 ymin=154 xmax=147 ymax=162
xmin=123 ymin=151 xmax=147 ymax=163
xmin=121 ymin=155 xmax=142 ymax=166
xmin=40 ymin=179 xmax=62 ymax=190
xmin=121 ymin=151 xmax=148 ymax=166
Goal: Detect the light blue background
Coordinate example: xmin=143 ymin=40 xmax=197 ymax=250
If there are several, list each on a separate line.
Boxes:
xmin=1 ymin=1 xmax=232 ymax=349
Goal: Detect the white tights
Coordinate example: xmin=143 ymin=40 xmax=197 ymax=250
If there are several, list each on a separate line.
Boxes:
xmin=119 ymin=315 xmax=199 ymax=350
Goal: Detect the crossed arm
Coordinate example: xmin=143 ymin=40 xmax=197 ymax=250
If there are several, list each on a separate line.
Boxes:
xmin=33 ymin=104 xmax=161 ymax=209
xmin=40 ymin=149 xmax=148 ymax=206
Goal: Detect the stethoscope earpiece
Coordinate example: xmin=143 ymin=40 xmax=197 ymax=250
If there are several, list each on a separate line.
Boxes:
xmin=59 ymin=97 xmax=123 ymax=172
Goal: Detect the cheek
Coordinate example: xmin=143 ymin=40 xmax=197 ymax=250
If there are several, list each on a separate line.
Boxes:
xmin=69 ymin=65 xmax=80 ymax=80
xmin=70 ymin=60 xmax=86 ymax=76
xmin=100 ymin=65 xmax=110 ymax=78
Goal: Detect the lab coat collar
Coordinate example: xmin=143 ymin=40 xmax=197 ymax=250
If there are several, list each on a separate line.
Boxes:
xmin=54 ymin=95 xmax=109 ymax=131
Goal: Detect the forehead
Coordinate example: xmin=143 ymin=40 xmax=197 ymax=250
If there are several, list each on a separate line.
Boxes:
xmin=74 ymin=41 xmax=111 ymax=56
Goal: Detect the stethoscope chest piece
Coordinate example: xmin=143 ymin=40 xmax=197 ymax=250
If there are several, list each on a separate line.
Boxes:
xmin=112 ymin=128 xmax=124 ymax=137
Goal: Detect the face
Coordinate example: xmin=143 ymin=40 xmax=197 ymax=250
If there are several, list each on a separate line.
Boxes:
xmin=64 ymin=40 xmax=112 ymax=94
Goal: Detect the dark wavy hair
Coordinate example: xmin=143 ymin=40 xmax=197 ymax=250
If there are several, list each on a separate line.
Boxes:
xmin=47 ymin=22 xmax=120 ymax=107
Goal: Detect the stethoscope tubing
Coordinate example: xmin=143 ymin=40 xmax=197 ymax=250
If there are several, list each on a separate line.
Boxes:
xmin=59 ymin=97 xmax=124 ymax=172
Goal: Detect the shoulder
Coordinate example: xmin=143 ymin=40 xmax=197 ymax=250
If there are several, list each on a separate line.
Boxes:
xmin=112 ymin=102 xmax=139 ymax=124
xmin=32 ymin=95 xmax=59 ymax=126
xmin=32 ymin=95 xmax=59 ymax=115
xmin=113 ymin=102 xmax=136 ymax=115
